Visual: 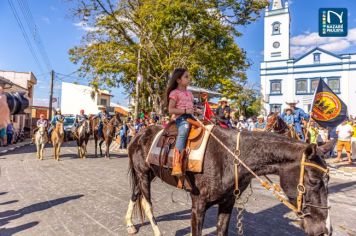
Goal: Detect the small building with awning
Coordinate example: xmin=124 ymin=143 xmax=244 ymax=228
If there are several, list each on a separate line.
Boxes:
xmin=110 ymin=102 xmax=129 ymax=116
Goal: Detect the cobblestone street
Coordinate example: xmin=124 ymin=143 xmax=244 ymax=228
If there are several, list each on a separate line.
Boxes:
xmin=0 ymin=141 xmax=355 ymax=236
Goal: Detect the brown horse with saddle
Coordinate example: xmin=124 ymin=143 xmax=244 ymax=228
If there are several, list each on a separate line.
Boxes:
xmin=125 ymin=118 xmax=333 ymax=236
xmin=90 ymin=112 xmax=122 ymax=158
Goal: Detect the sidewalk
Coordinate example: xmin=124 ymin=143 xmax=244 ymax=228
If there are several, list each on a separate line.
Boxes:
xmin=0 ymin=139 xmax=32 ymax=155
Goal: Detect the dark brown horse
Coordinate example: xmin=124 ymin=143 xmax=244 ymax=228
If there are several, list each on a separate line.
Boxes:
xmin=91 ymin=113 xmax=122 ymax=158
xmin=125 ymin=126 xmax=332 ymax=236
xmin=265 ymin=112 xmax=300 ymax=140
xmin=74 ymin=120 xmax=91 ymax=159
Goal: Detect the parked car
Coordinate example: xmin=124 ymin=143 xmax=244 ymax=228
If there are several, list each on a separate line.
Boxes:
xmin=63 ymin=116 xmax=75 ymax=141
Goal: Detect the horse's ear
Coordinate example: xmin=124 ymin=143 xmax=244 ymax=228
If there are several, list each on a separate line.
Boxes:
xmin=304 ymin=143 xmax=317 ymax=159
xmin=318 ymin=139 xmax=336 ymax=154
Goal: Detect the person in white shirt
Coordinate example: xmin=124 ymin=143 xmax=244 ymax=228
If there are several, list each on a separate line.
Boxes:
xmin=317 ymin=127 xmax=328 ymax=146
xmin=236 ymin=116 xmax=247 ymax=131
xmin=247 ymin=118 xmax=255 ymax=131
xmin=335 ymin=120 xmax=354 ymax=164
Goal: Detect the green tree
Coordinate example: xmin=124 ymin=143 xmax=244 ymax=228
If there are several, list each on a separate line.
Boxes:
xmin=68 ymin=0 xmax=268 ymax=115
xmin=229 ymin=83 xmax=263 ymax=117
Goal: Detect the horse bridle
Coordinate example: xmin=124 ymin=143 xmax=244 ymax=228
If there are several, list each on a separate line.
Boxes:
xmin=264 ymin=115 xmax=289 ymax=134
xmin=189 ymin=117 xmax=330 ymax=218
xmin=234 ymin=132 xmax=330 ymax=217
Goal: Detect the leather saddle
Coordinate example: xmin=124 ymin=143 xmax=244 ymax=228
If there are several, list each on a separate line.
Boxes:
xmin=154 ymin=118 xmax=206 ymax=191
xmin=157 ymin=118 xmax=205 ymax=153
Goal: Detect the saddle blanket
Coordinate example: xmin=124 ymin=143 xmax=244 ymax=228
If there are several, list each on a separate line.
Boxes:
xmin=146 ymin=124 xmax=214 ymax=173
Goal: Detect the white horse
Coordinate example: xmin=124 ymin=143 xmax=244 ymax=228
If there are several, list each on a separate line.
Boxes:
xmin=35 ymin=126 xmax=48 ymax=160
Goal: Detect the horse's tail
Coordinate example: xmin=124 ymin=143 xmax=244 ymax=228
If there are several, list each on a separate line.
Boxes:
xmin=128 ymin=136 xmax=145 ymax=224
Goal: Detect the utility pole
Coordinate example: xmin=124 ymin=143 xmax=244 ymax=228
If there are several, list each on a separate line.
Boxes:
xmin=135 ymin=45 xmax=141 ymax=119
xmin=48 ymin=70 xmax=54 ymax=120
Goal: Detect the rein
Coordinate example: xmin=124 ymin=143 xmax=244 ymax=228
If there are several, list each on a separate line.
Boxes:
xmin=193 ymin=116 xmax=329 ymax=216
xmin=265 ymin=116 xmax=289 ymax=134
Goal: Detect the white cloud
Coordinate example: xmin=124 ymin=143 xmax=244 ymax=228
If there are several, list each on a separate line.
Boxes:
xmin=319 ymin=40 xmax=350 ymax=52
xmin=290 ymin=28 xmax=356 ymax=57
xmin=74 ymin=21 xmax=99 ymax=32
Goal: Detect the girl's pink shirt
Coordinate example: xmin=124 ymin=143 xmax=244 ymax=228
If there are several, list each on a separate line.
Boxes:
xmin=169 ymin=88 xmax=194 ymax=110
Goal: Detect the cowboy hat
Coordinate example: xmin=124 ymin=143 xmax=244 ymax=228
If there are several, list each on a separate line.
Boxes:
xmin=239 ymin=115 xmax=245 ymax=121
xmin=55 ymin=108 xmax=61 ymax=112
xmin=219 ymin=97 xmax=228 ymax=102
xmin=257 ymin=115 xmax=264 ymax=119
xmin=286 ymin=99 xmax=299 ymax=105
xmin=97 ymin=105 xmax=106 ymax=109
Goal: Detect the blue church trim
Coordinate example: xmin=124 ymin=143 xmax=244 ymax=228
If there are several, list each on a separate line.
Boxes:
xmin=260 ymin=67 xmax=356 ymax=76
xmin=261 ymin=61 xmax=356 ymax=71
xmin=293 ymin=47 xmax=342 ymax=63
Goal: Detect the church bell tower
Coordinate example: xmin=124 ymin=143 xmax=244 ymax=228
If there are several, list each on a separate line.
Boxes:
xmin=264 ymin=0 xmax=290 ymax=61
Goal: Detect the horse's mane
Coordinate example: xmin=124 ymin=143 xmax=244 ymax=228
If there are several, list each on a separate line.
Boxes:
xmin=213 ymin=127 xmax=309 ymax=164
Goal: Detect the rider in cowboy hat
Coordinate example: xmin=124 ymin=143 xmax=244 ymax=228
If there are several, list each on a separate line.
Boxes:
xmin=92 ymin=105 xmax=111 ymax=138
xmin=216 ymin=97 xmax=232 ymax=128
xmin=254 ymin=115 xmax=266 ymax=131
xmin=48 ymin=108 xmax=64 ymax=136
xmin=283 ymin=108 xmax=294 ymax=125
xmin=281 ymin=99 xmax=309 ymax=140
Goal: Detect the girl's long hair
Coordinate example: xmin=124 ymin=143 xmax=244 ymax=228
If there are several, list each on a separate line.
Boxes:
xmin=165 ymin=68 xmax=187 ymax=107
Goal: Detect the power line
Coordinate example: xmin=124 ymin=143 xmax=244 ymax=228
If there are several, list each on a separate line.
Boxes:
xmin=56 ymin=71 xmax=83 ymax=81
xmin=7 ymin=0 xmax=45 ymax=73
xmin=16 ymin=0 xmax=52 ymax=71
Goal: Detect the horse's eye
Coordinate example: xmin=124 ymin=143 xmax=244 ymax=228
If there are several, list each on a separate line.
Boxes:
xmin=307 ymin=178 xmax=320 ymax=187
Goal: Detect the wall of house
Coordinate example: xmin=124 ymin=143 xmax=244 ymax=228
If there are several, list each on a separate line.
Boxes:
xmin=0 ymin=71 xmax=36 ymax=136
xmin=61 ymin=82 xmax=111 ymax=115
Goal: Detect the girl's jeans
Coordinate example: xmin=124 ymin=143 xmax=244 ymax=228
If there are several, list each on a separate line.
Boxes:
xmin=175 ymin=114 xmax=193 ymax=152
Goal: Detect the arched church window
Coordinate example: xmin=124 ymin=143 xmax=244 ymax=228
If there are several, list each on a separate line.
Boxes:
xmin=272 ymin=22 xmax=281 ymax=35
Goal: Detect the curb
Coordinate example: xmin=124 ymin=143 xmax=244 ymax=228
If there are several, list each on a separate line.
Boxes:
xmin=0 ymin=141 xmax=32 ymax=155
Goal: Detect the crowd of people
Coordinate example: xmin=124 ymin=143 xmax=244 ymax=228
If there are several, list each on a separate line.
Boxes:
xmin=118 ymin=95 xmax=356 ymax=166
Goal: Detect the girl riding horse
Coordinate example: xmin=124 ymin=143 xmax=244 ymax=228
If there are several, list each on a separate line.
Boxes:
xmin=166 ymin=68 xmax=201 ymax=176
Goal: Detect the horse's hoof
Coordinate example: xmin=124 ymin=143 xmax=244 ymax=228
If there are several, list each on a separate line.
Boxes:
xmin=127 ymin=225 xmax=137 ymax=234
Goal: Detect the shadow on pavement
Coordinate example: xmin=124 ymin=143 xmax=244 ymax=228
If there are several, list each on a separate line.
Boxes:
xmin=136 ymin=204 xmax=304 ymax=235
xmin=173 ymin=204 xmax=304 ymax=236
xmin=0 ymin=145 xmax=37 ymax=155
xmin=329 ymin=181 xmax=356 ymax=194
xmin=0 ymin=221 xmax=39 ymax=236
xmin=0 ymin=200 xmax=19 ymax=206
xmin=0 ymin=194 xmax=84 ymax=233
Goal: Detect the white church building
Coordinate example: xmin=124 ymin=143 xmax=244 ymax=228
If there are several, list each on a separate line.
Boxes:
xmin=260 ymin=0 xmax=356 ymax=116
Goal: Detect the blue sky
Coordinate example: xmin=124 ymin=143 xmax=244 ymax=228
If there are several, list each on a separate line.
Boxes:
xmin=1 ymin=0 xmax=356 ymax=107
